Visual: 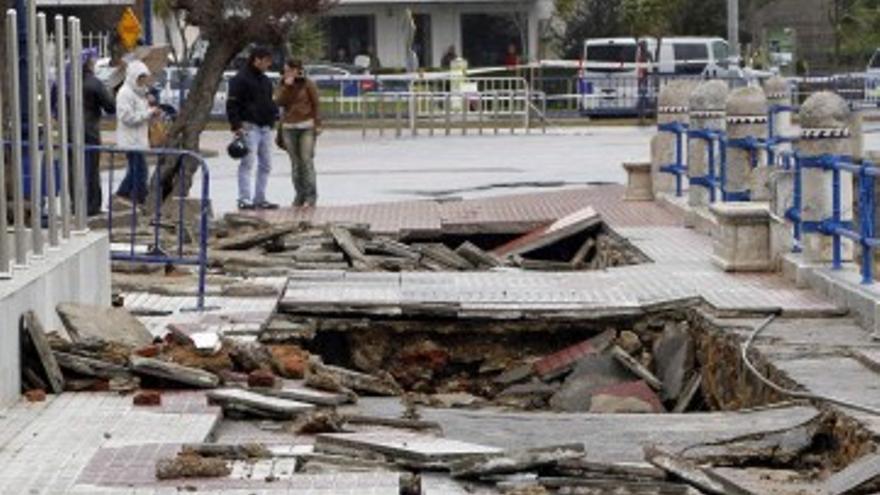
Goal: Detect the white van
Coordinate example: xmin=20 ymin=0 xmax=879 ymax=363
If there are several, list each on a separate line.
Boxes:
xmin=580 ymin=37 xmax=735 ymax=115
xmin=865 ymin=48 xmax=880 ymax=105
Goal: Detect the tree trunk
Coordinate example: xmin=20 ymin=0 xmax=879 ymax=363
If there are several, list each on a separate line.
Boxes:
xmin=145 ymin=34 xmax=244 ymax=211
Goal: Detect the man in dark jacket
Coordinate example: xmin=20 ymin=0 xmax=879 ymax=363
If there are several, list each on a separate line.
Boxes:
xmin=227 ymin=45 xmax=279 ymax=210
xmin=82 ymin=49 xmax=115 ymax=216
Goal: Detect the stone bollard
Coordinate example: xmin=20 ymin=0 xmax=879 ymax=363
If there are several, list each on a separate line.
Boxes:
xmin=710 ymin=203 xmax=772 ymax=272
xmin=764 ymin=76 xmax=793 ymax=145
xmin=623 ymin=162 xmax=654 ymax=201
xmin=687 ymin=80 xmax=729 ymax=213
xmin=726 ymin=86 xmax=769 ymax=201
xmin=652 ymin=81 xmax=696 ymax=195
xmin=796 ymin=91 xmax=854 ymax=263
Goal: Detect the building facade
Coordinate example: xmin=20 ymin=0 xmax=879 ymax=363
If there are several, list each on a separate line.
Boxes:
xmin=324 ymin=0 xmax=554 ymax=69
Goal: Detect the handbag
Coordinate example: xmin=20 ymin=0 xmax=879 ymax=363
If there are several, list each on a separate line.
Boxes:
xmin=275 ymin=122 xmax=286 ymax=150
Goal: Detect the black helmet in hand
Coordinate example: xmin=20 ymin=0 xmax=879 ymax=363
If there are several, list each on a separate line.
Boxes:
xmin=227 ymin=135 xmax=250 ymax=159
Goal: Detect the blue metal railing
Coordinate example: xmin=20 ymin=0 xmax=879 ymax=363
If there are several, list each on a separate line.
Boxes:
xmin=687 ymin=128 xmax=725 ymax=203
xmin=658 ymin=121 xmax=688 ymax=197
xmin=792 ymin=154 xmax=877 ymax=284
xmin=94 ymin=145 xmax=211 ymax=310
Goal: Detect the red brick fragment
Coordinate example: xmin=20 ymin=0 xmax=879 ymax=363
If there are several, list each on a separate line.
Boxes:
xmin=24 ymin=389 xmax=46 ymax=402
xmin=133 ymin=390 xmax=162 ymax=406
xmin=134 ymin=344 xmax=161 ymax=358
xmin=247 ymin=369 xmax=276 ymax=388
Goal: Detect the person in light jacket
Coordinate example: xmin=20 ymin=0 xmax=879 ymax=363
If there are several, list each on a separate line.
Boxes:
xmin=274 ymin=59 xmax=321 ymax=207
xmin=115 ymin=60 xmax=158 ymax=204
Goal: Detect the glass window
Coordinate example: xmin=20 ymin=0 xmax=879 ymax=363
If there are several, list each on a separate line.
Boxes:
xmin=871 ymin=50 xmax=880 ymax=68
xmin=673 ymin=43 xmax=709 ymax=75
xmin=586 ymin=44 xmax=637 ymax=73
xmin=712 ymin=41 xmax=730 ymax=68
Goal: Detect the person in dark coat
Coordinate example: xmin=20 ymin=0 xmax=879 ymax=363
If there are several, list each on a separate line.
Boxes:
xmin=226 ymin=45 xmax=279 ymax=210
xmin=82 ymin=49 xmax=115 ymax=215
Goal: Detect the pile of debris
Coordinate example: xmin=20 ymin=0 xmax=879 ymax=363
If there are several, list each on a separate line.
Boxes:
xmin=207 ymin=207 xmax=647 ymax=275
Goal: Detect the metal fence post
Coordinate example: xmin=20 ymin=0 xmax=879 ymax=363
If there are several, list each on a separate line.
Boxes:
xmin=38 ymin=14 xmax=58 ymax=248
xmin=8 ymin=10 xmax=26 ymax=266
xmin=70 ymin=17 xmax=87 ymax=232
xmin=509 ymin=89 xmax=515 ymax=135
xmin=478 ymin=93 xmax=484 ymax=136
xmin=395 ymin=93 xmax=402 ymax=138
xmin=0 ymin=24 xmax=8 ymax=277
xmin=493 ymin=92 xmax=500 ymax=135
xmin=378 ymin=92 xmax=385 ymax=138
xmin=361 ymin=93 xmax=368 ymax=140
xmin=445 ymin=93 xmax=451 ymax=136
xmin=55 ymin=15 xmax=71 ymax=240
xmin=461 ymin=92 xmax=467 ymax=136
xmin=411 ymin=92 xmax=418 ymax=137
xmin=27 ymin=0 xmax=44 ymax=257
xmin=428 ymin=92 xmax=435 ymax=137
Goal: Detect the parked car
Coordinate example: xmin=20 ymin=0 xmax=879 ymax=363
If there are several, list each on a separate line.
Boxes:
xmin=579 ymin=36 xmax=740 ymax=116
xmin=305 ymin=63 xmax=374 ymax=94
xmin=866 ymin=49 xmax=880 ymax=106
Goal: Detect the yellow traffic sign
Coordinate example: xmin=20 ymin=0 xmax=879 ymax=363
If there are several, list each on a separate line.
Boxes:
xmin=117 ymin=7 xmax=142 ymax=51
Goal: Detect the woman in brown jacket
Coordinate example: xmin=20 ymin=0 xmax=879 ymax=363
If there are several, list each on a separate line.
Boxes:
xmin=274 ymin=59 xmax=322 ymax=207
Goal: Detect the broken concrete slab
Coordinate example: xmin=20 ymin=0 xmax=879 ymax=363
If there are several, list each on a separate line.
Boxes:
xmin=53 ymin=352 xmax=131 ymax=380
xmin=548 ymin=353 xmax=633 ymax=412
xmin=822 ymin=451 xmax=880 ymax=494
xmin=130 ymin=355 xmax=220 ymax=388
xmin=555 ymin=459 xmax=666 ymax=482
xmin=308 ymin=359 xmax=402 ymax=396
xmin=589 ymin=381 xmax=665 ymax=414
xmin=680 ymin=409 xmax=819 ymax=466
xmin=342 ymin=415 xmax=444 ymax=434
xmin=533 ymin=477 xmax=700 ymax=494
xmin=20 ymin=312 xmax=65 ymax=394
xmin=315 ymin=431 xmax=503 ymax=465
xmin=207 ymin=388 xmax=315 ymax=419
xmin=493 ymin=207 xmax=601 ymax=259
xmin=653 ymin=322 xmax=695 ymax=401
xmin=57 ymin=303 xmax=154 ymax=348
xmin=533 ymin=329 xmax=616 ymax=380
xmin=255 ymin=381 xmax=353 ymax=406
xmin=494 ymin=364 xmax=534 ymax=386
xmin=450 ymin=443 xmax=586 ymax=479
xmin=155 ymin=452 xmax=231 ymax=480
xmin=610 ymin=345 xmax=663 ymax=391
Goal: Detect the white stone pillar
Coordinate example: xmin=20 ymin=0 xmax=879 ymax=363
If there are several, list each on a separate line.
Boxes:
xmin=796 ymin=92 xmax=855 ymax=263
xmin=725 ymin=86 xmax=769 ymax=201
xmin=687 ymin=80 xmax=729 ymax=211
xmin=652 ymin=81 xmax=696 ymax=195
xmin=764 ymin=76 xmax=792 ymax=146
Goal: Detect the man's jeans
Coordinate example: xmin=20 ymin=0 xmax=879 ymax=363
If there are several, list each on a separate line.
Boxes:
xmin=282 ymin=128 xmax=317 ymax=206
xmin=238 ymin=123 xmax=273 ymax=204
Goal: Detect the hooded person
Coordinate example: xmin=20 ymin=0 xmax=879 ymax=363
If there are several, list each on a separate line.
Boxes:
xmin=115 ymin=60 xmax=157 ymax=204
xmin=81 ymin=48 xmax=115 ymax=215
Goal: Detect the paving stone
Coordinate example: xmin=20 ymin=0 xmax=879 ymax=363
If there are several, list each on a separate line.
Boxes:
xmin=533 ymin=329 xmax=616 ymax=379
xmin=589 ymin=381 xmax=665 ymax=414
xmin=548 ymin=353 xmax=633 ymax=412
xmin=57 ymin=303 xmax=154 ymax=348
xmin=315 ymin=431 xmax=503 ymax=464
xmin=207 ymin=388 xmax=315 ymax=419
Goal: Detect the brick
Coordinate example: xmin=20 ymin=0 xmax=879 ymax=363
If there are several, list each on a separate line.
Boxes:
xmin=248 ymin=369 xmax=277 ymax=388
xmin=134 ymin=344 xmax=161 ymax=358
xmin=24 ymin=389 xmax=46 ymax=402
xmin=133 ymin=390 xmax=162 ymax=407
xmin=589 ymin=380 xmax=664 ymax=413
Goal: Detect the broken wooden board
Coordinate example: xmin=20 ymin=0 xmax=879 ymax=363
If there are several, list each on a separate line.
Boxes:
xmin=555 ymin=459 xmax=666 ymax=481
xmin=329 ymin=225 xmax=375 ymax=270
xmin=130 ymin=356 xmax=220 ymax=388
xmin=610 ymin=345 xmax=663 ymax=391
xmin=207 ymin=388 xmax=314 ymax=419
xmin=823 ymin=451 xmax=880 ymax=495
xmin=493 ymin=207 xmax=601 ymax=258
xmin=20 ymin=312 xmax=64 ymax=394
xmin=455 ymin=242 xmax=503 ymax=268
xmin=308 ymin=360 xmax=401 ymax=396
xmin=213 ymin=222 xmax=300 ymax=250
xmin=450 ymin=443 xmax=586 ymax=479
xmin=673 ymin=373 xmax=702 ymax=413
xmin=413 ymin=243 xmax=475 ymax=271
xmin=315 ymin=431 xmax=502 ymax=465
xmin=645 ymin=446 xmax=753 ymax=495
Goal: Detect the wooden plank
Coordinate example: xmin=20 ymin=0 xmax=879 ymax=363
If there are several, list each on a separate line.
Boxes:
xmin=493 ymin=207 xmax=601 ymax=258
xmin=214 ymin=222 xmax=300 ymax=250
xmin=673 ymin=373 xmax=702 ymax=413
xmin=450 ymin=443 xmax=586 ymax=479
xmin=455 ymin=241 xmax=504 ymax=268
xmin=611 ymin=345 xmax=663 ymax=391
xmin=54 ymin=352 xmax=131 ymax=379
xmin=329 ymin=225 xmax=375 ymax=270
xmin=414 ymin=243 xmax=475 ymax=271
xmin=20 ymin=311 xmax=65 ymax=394
xmin=645 ymin=446 xmax=730 ymax=495
xmin=570 ymin=237 xmax=596 ymax=267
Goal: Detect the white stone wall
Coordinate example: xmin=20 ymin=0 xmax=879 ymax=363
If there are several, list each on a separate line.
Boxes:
xmin=0 ymin=232 xmax=111 ymax=408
